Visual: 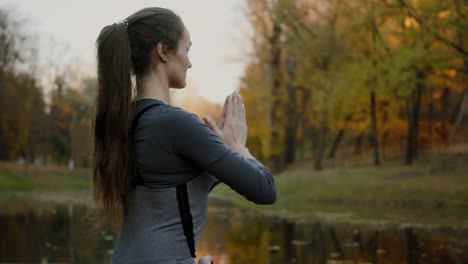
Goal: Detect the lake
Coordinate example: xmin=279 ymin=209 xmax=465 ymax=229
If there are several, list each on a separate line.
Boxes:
xmin=1 ymin=201 xmax=468 ymax=263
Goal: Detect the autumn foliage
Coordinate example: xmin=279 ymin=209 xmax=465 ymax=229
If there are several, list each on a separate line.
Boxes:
xmin=239 ymin=0 xmax=467 ymax=171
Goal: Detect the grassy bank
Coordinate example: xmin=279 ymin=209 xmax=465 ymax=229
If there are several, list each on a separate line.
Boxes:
xmin=1 ymin=153 xmax=468 ymax=228
xmin=211 ymin=153 xmax=468 ymax=228
xmin=0 ymin=161 xmax=92 ymax=211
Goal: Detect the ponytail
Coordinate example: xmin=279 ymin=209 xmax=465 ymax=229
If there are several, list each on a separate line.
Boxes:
xmin=92 ymin=21 xmax=135 ymax=228
xmin=90 ymin=7 xmax=185 ymax=230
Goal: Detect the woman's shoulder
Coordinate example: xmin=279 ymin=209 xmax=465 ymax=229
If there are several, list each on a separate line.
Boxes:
xmin=164 ymin=105 xmax=201 ymax=122
xmin=144 ymin=104 xmax=203 ymax=129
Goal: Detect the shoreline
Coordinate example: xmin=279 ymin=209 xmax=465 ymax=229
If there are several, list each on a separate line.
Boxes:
xmin=2 ymin=190 xmax=466 ymax=234
xmin=1 ymin=153 xmax=468 ymax=233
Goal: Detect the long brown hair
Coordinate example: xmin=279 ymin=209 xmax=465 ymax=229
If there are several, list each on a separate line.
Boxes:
xmin=92 ymin=7 xmax=184 ymax=228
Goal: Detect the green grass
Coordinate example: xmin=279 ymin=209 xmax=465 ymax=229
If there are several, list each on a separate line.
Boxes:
xmin=1 ymin=153 xmax=468 ymax=228
xmin=0 ymin=161 xmax=91 ymax=191
xmin=0 ymin=161 xmax=92 ymax=211
xmin=211 ymin=152 xmax=468 ymax=228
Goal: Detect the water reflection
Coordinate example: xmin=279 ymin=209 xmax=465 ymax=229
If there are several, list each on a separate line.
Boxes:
xmin=0 ymin=204 xmax=114 ymax=263
xmin=1 ymin=202 xmax=468 ymax=263
xmin=193 ymin=204 xmax=468 ymax=264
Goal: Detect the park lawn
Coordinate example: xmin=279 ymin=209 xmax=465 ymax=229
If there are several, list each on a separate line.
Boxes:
xmin=0 ymin=161 xmax=92 ymax=212
xmin=211 ymin=153 xmax=468 ymax=228
xmin=1 ymin=153 xmax=467 ymax=228
xmin=0 ymin=161 xmax=91 ymax=191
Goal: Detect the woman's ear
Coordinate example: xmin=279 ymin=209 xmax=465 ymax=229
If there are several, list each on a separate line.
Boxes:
xmin=156 ymin=41 xmax=169 ymax=63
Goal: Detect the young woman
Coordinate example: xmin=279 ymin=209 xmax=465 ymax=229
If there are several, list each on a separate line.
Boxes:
xmin=93 ymin=7 xmax=277 ymax=264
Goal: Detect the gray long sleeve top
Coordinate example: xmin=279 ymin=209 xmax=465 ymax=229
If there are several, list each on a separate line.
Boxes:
xmin=111 ymin=98 xmax=277 ymax=264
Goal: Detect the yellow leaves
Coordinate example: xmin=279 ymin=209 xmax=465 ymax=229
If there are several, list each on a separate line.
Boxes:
xmin=0 ymin=74 xmax=38 ymax=159
xmin=430 ymin=67 xmax=466 ymax=94
xmin=404 ymin=16 xmax=419 ymax=29
xmin=348 ymin=117 xmax=370 ymax=134
xmin=238 ymin=0 xmax=467 ymax=164
xmin=445 ymin=68 xmax=457 ymax=78
xmin=381 ymin=117 xmax=407 ymax=145
xmin=437 ymin=9 xmax=452 ymax=20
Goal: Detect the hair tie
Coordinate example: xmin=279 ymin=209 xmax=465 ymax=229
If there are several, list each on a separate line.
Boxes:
xmin=116 ymin=19 xmax=128 ymax=28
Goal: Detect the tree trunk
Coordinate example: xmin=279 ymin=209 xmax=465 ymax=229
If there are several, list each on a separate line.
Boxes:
xmin=297 ymin=87 xmax=311 ymax=160
xmin=427 ymin=87 xmax=434 ymax=138
xmin=370 ymin=90 xmax=381 ymax=165
xmin=269 ymin=22 xmax=283 ymax=171
xmin=327 ymin=129 xmax=344 ymax=160
xmin=413 ymin=78 xmax=423 ymax=158
xmin=299 ymin=131 xmax=305 ymax=160
xmin=283 ymin=54 xmax=297 ymax=165
xmin=405 ymin=96 xmax=415 ymax=165
xmin=327 ymin=114 xmax=352 ymax=159
xmin=369 ymin=1 xmax=381 ymax=166
xmin=441 ymin=87 xmax=450 ymax=131
xmin=284 ymin=115 xmax=296 ymax=165
xmin=314 ymin=109 xmax=328 ymax=170
xmin=449 ymin=19 xmax=468 ymax=143
xmin=450 ymin=89 xmax=468 ymax=144
xmin=354 ymin=133 xmax=363 ymax=155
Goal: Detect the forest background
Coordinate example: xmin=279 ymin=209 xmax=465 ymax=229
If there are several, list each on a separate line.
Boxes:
xmin=0 ymin=0 xmax=466 ymax=174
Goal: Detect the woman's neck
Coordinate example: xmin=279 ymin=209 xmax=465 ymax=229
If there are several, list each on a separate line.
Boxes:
xmin=135 ymin=70 xmax=171 ymax=105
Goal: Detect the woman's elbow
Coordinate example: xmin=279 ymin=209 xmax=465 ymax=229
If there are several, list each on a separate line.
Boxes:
xmin=255 ymin=189 xmax=277 ymax=205
xmin=267 ymin=189 xmax=277 ymax=204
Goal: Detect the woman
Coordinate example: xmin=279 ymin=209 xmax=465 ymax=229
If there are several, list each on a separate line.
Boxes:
xmin=93 ymin=7 xmax=277 ymax=264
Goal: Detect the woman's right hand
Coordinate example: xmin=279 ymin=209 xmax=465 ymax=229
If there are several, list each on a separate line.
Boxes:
xmin=203 ymin=91 xmax=247 ymax=151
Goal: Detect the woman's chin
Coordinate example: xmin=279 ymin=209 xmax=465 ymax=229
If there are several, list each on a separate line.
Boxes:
xmin=170 ymin=80 xmax=187 ymax=89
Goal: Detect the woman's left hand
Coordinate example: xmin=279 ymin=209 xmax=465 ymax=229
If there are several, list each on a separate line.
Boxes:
xmin=197 ymin=255 xmax=213 ymax=264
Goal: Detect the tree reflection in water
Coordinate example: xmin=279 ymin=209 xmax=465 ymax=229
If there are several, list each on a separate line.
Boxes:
xmin=0 ymin=204 xmax=113 ymax=263
xmin=1 ymin=203 xmax=467 ymax=263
